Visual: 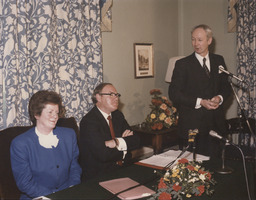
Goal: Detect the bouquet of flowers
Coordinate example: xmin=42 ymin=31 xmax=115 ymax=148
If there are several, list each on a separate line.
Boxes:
xmin=149 ymin=158 xmax=216 ymax=200
xmin=145 ymin=89 xmax=177 ymax=130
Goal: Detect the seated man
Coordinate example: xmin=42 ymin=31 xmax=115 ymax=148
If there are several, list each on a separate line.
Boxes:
xmin=79 ymin=83 xmax=140 ymax=180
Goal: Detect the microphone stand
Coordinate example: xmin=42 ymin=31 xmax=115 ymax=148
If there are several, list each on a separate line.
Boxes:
xmin=229 ymin=78 xmax=256 ymax=160
xmin=216 ymin=142 xmax=233 ymax=174
xmin=192 ymin=140 xmax=196 ymax=162
xmin=229 ymin=79 xmax=254 ymax=137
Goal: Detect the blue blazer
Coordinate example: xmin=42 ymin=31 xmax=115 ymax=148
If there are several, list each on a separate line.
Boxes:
xmin=10 ymin=126 xmax=82 ymax=200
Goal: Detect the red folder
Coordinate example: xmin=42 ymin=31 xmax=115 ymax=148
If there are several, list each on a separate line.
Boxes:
xmin=99 ymin=177 xmax=155 ymax=200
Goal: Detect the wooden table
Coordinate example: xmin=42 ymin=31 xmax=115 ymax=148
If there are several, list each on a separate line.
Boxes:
xmin=131 ymin=125 xmax=178 ymax=154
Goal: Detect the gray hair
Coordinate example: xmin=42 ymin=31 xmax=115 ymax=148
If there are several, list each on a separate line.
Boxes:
xmin=191 ymin=24 xmax=213 ymax=40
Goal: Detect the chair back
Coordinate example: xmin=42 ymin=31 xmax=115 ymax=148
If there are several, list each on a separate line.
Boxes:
xmin=225 ymin=117 xmax=256 ymax=161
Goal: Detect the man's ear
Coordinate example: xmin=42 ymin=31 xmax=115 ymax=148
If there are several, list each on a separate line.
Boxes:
xmin=208 ymin=37 xmax=212 ymax=45
xmin=95 ymin=93 xmax=101 ymax=103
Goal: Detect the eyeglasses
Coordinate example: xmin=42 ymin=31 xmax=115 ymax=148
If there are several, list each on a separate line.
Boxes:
xmin=99 ymin=92 xmax=121 ymax=97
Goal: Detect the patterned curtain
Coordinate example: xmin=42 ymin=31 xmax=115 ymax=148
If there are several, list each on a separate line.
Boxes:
xmin=0 ymin=0 xmax=103 ymax=130
xmin=235 ymin=0 xmax=256 ymax=119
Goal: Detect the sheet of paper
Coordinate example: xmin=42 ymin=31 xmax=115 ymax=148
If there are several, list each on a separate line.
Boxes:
xmin=99 ymin=177 xmax=155 ymax=200
xmin=139 ymin=150 xmax=209 ymax=168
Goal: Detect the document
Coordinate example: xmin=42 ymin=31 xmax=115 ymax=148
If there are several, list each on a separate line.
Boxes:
xmin=99 ymin=177 xmax=155 ymax=200
xmin=139 ymin=150 xmax=210 ymax=168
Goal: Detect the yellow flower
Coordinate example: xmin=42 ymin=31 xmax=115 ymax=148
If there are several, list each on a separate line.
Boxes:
xmin=173 ymin=169 xmax=180 ymax=174
xmin=159 ymin=113 xmax=166 ymax=121
xmin=150 ymin=113 xmax=156 ymax=119
xmin=186 ymin=194 xmax=192 ymax=198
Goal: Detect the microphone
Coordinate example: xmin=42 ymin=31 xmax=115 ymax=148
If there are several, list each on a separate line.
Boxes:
xmin=209 ymin=130 xmax=234 ymax=145
xmin=218 ymin=65 xmax=244 ymax=83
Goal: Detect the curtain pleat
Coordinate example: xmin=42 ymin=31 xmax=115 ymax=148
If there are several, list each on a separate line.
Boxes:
xmin=0 ymin=0 xmax=103 ymax=130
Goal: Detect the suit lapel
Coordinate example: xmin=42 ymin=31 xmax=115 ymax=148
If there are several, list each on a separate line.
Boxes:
xmin=191 ymin=53 xmax=209 ymax=77
xmin=209 ymin=53 xmax=218 ymax=79
xmin=94 ymin=107 xmax=112 ymax=139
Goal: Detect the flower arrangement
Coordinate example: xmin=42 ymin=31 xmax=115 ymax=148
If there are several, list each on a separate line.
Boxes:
xmin=145 ymin=89 xmax=177 ymax=130
xmin=149 ymin=158 xmax=216 ymax=200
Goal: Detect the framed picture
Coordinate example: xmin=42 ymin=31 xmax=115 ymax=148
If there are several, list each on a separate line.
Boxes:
xmin=134 ymin=43 xmax=154 ymax=78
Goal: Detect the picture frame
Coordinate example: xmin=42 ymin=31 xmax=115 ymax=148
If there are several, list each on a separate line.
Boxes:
xmin=134 ymin=43 xmax=154 ymax=78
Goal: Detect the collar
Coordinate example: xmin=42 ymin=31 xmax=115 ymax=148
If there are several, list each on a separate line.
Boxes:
xmin=35 ymin=127 xmax=59 ymax=149
xmin=195 ymin=52 xmax=210 ymax=69
xmin=97 ymin=107 xmax=111 ymax=124
xmin=195 ymin=52 xmax=209 ymax=62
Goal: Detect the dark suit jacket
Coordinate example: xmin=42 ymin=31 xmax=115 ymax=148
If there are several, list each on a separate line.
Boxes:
xmin=79 ymin=106 xmax=140 ymax=180
xmin=169 ymin=52 xmax=232 ymax=139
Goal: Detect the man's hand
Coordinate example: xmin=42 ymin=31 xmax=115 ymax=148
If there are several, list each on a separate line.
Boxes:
xmin=210 ymin=96 xmax=221 ymax=104
xmin=122 ymin=130 xmax=133 ymax=137
xmin=105 ymin=139 xmax=116 ymax=148
xmin=200 ymin=98 xmax=219 ymax=110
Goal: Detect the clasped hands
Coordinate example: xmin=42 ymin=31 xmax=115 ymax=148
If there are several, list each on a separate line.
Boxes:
xmin=105 ymin=129 xmax=133 ymax=148
xmin=200 ymin=96 xmax=221 ymax=110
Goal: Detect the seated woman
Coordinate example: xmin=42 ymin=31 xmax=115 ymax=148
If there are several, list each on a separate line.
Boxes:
xmin=10 ymin=90 xmax=82 ymax=200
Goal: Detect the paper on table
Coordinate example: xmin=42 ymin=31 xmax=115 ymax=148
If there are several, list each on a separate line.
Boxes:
xmin=99 ymin=177 xmax=155 ymax=200
xmin=139 ymin=150 xmax=209 ymax=168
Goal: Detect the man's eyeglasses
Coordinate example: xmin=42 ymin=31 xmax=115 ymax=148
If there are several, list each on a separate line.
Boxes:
xmin=99 ymin=92 xmax=121 ymax=97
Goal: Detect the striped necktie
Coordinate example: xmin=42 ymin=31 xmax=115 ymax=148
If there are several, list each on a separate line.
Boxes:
xmin=203 ymin=58 xmax=210 ymax=78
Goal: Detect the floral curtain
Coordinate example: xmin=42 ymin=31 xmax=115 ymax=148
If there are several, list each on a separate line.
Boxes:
xmin=0 ymin=0 xmax=103 ymax=130
xmin=234 ymin=0 xmax=256 ymax=119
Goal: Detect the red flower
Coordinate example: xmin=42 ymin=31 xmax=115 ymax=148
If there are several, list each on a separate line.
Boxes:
xmin=206 ymin=172 xmax=212 ymax=180
xmin=165 ymin=109 xmax=171 ymax=115
xmin=151 ymin=99 xmax=162 ymax=106
xmin=158 ymin=178 xmax=167 ymax=189
xmin=151 ymin=124 xmax=158 ymax=130
xmin=157 ymin=123 xmax=163 ymax=130
xmin=178 ymin=158 xmax=188 ymax=164
xmin=150 ymin=89 xmax=162 ymax=95
xmin=196 ymin=185 xmax=205 ymax=196
xmin=187 ymin=165 xmax=195 ymax=171
xmin=159 ymin=192 xmax=172 ymax=200
xmin=165 ymin=100 xmax=172 ymax=107
xmin=199 ymin=169 xmax=206 ymax=174
xmin=173 ymin=183 xmax=182 ymax=192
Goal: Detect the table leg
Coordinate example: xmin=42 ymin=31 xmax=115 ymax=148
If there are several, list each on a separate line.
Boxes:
xmin=152 ymin=134 xmax=163 ymax=154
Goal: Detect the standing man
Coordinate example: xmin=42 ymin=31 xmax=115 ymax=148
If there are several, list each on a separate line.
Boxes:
xmin=169 ymin=24 xmax=232 ymax=157
xmin=79 ymin=83 xmax=140 ymax=180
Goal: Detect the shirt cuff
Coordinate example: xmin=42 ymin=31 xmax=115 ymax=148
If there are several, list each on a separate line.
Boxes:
xmin=116 ymin=138 xmax=127 ymax=159
xmin=116 ymin=138 xmax=127 ymax=151
xmin=218 ymin=95 xmax=223 ymax=105
xmin=195 ymin=98 xmax=202 ymax=109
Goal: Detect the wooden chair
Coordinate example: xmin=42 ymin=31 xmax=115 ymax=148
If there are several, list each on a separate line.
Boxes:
xmin=0 ymin=117 xmax=79 ymax=200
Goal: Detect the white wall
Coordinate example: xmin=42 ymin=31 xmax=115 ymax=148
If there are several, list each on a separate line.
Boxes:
xmin=102 ymin=0 xmax=179 ymax=125
xmin=102 ymin=0 xmax=237 ymax=126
